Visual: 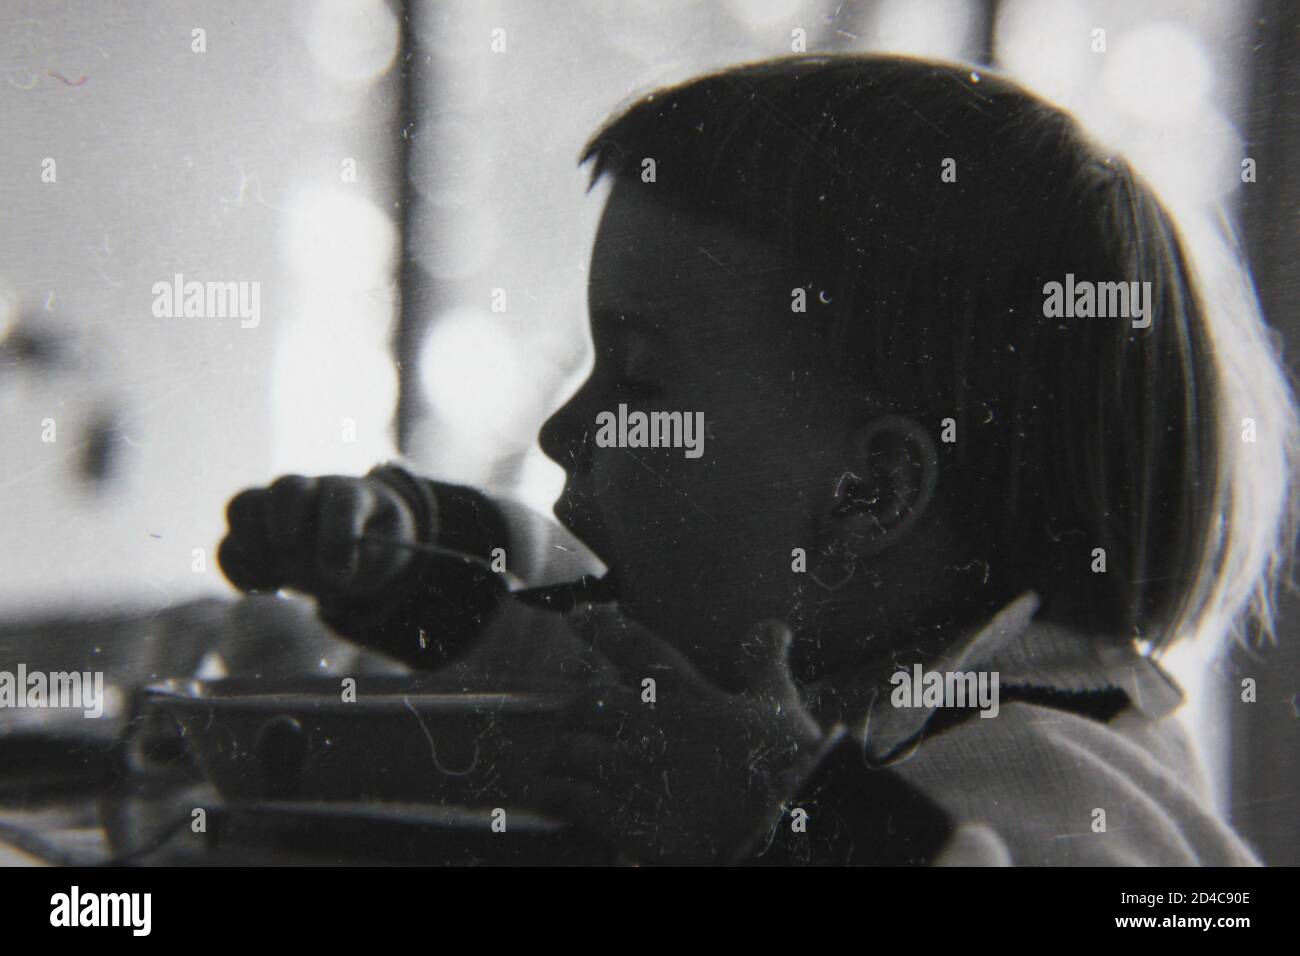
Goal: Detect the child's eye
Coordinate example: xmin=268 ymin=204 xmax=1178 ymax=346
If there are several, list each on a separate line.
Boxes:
xmin=617 ymin=372 xmax=660 ymax=400
xmin=614 ymin=330 xmax=661 ymax=400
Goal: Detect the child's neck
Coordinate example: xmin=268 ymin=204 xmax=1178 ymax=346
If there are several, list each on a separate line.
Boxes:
xmin=794 ymin=584 xmax=1015 ymax=726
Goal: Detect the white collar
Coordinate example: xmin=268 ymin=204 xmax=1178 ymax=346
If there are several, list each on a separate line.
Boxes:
xmin=813 ymin=591 xmax=1184 ymax=766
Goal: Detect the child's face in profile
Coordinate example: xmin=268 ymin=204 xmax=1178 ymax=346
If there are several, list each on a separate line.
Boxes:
xmin=540 ymin=180 xmax=879 ymax=687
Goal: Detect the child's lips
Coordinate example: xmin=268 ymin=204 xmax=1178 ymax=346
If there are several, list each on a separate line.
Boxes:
xmin=554 ymin=477 xmax=587 ymax=526
xmin=555 ymin=477 xmax=604 ymax=550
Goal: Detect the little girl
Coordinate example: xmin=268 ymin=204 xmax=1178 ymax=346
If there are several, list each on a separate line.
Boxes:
xmin=219 ymin=55 xmax=1296 ymax=865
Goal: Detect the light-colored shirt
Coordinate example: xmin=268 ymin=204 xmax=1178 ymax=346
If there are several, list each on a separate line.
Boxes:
xmin=808 ymin=591 xmax=1260 ymax=865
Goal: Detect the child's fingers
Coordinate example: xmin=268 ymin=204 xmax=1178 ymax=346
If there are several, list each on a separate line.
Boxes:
xmin=219 ymin=488 xmax=280 ymax=591
xmin=218 ymin=534 xmax=280 ymax=593
xmin=267 ymin=475 xmax=319 ymax=576
xmin=737 ymin=619 xmax=823 ymax=744
xmin=365 ymin=481 xmax=418 ymax=541
xmin=315 ymin=476 xmax=373 ymax=589
xmin=566 ymin=604 xmax=710 ymax=694
xmin=737 ymin=620 xmax=799 ymax=701
xmin=226 ymin=486 xmax=271 ymax=539
xmin=932 ymin=823 xmax=1012 ymax=867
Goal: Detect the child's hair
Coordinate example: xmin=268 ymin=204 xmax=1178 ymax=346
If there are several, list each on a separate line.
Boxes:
xmin=580 ymin=54 xmax=1297 ymax=654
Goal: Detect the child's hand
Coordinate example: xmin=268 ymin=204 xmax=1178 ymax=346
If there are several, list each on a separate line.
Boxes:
xmin=218 ymin=475 xmax=418 ymax=600
xmin=538 ymin=606 xmax=824 ymax=864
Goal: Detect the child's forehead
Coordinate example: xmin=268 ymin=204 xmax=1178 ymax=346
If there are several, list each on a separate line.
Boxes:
xmin=589 ymin=180 xmax=797 ymax=312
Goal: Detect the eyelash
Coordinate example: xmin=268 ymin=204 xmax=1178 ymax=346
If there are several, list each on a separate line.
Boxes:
xmin=592 ymin=312 xmax=659 ymax=398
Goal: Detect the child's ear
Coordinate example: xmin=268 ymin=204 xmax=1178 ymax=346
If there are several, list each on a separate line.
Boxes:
xmin=829 ymin=414 xmax=938 ymax=558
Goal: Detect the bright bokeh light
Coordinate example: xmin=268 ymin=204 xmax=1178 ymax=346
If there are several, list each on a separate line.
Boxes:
xmin=304 ymin=0 xmax=400 ymax=85
xmin=273 ymin=186 xmax=399 ymax=474
xmin=1122 ymin=108 xmax=1243 ymax=210
xmin=995 ymin=0 xmax=1095 ymax=111
xmin=721 ymin=0 xmax=804 ymax=31
xmin=872 ymin=0 xmax=977 ymax=61
xmin=420 ymin=113 xmax=497 ymax=208
xmin=1103 ymin=20 xmax=1213 ymax=122
xmin=597 ymin=0 xmax=712 ymax=64
xmin=996 ymin=2 xmax=1239 ymax=213
xmin=281 ymin=185 xmax=396 ymax=290
xmin=418 ymin=307 xmax=545 ymax=442
xmin=424 ymin=207 xmax=501 ymax=281
xmin=270 ymin=312 xmax=400 ymax=475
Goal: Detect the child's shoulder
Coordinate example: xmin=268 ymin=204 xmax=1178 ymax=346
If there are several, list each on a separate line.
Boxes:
xmin=861 ymin=594 xmax=1259 ymax=865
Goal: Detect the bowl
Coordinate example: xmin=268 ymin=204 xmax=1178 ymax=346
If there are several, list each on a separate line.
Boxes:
xmin=139 ymin=676 xmax=575 ymax=807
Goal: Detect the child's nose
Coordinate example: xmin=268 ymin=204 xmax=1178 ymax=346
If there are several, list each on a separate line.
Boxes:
xmin=539 ymin=386 xmax=594 ymax=475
